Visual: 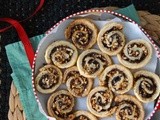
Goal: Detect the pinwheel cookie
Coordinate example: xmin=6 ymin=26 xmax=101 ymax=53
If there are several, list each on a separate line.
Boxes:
xmin=45 ymin=40 xmax=78 ymax=68
xmin=77 ymin=49 xmax=112 ymax=78
xmin=35 ymin=64 xmax=62 ymax=94
xmin=72 ymin=111 xmax=97 ymax=120
xmin=47 ymin=90 xmax=75 ymax=120
xmin=64 ymin=66 xmax=93 ymax=97
xmin=87 ymin=86 xmax=116 ymax=118
xmin=115 ymin=95 xmax=144 ymax=120
xmin=99 ymin=64 xmax=133 ymax=94
xmin=65 ymin=18 xmax=98 ymax=50
xmin=117 ymin=39 xmax=152 ymax=69
xmin=97 ymin=22 xmax=125 ymax=56
xmin=134 ymin=70 xmax=160 ymax=103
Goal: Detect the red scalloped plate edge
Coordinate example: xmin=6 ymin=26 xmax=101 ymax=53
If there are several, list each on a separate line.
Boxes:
xmin=31 ymin=9 xmax=160 ymax=120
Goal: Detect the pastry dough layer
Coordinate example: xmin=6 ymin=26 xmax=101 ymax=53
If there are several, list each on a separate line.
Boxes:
xmin=65 ymin=18 xmax=98 ymax=50
xmin=47 ymin=90 xmax=75 ymax=120
xmin=64 ymin=66 xmax=93 ymax=97
xmin=45 ymin=40 xmax=78 ymax=68
xmin=87 ymin=86 xmax=116 ymax=117
xmin=72 ymin=111 xmax=97 ymax=120
xmin=77 ymin=49 xmax=112 ymax=78
xmin=134 ymin=70 xmax=160 ymax=103
xmin=35 ymin=65 xmax=62 ymax=94
xmin=117 ymin=39 xmax=152 ymax=69
xmin=99 ymin=64 xmax=133 ymax=94
xmin=115 ymin=95 xmax=144 ymax=120
xmin=97 ymin=22 xmax=125 ymax=56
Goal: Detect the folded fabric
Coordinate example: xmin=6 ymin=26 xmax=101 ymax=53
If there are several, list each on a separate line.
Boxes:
xmin=115 ymin=4 xmax=140 ymax=24
xmin=6 ymin=35 xmax=47 ymax=120
xmin=5 ymin=4 xmax=140 ymax=120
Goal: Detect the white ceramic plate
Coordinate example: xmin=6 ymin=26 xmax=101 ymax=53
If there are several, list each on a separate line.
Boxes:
xmin=32 ymin=10 xmax=160 ymax=120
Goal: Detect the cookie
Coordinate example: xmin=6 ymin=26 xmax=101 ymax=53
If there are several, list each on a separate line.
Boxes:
xmin=35 ymin=64 xmax=62 ymax=94
xmin=97 ymin=22 xmax=125 ymax=56
xmin=65 ymin=18 xmax=98 ymax=50
xmin=45 ymin=40 xmax=78 ymax=68
xmin=115 ymin=94 xmax=144 ymax=120
xmin=47 ymin=90 xmax=75 ymax=120
xmin=87 ymin=86 xmax=116 ymax=118
xmin=117 ymin=39 xmax=152 ymax=69
xmin=99 ymin=64 xmax=133 ymax=94
xmin=71 ymin=111 xmax=98 ymax=120
xmin=134 ymin=70 xmax=160 ymax=103
xmin=64 ymin=66 xmax=93 ymax=97
xmin=77 ymin=49 xmax=112 ymax=78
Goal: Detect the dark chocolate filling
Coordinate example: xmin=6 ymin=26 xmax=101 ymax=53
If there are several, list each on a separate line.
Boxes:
xmin=136 ymin=75 xmax=156 ymax=98
xmin=107 ymin=26 xmax=122 ymax=33
xmin=91 ymin=91 xmax=110 ymax=111
xmin=66 ymin=71 xmax=79 ymax=80
xmin=70 ymin=76 xmax=88 ymax=96
xmin=129 ymin=43 xmax=144 ymax=48
xmin=86 ymin=59 xmax=100 ymax=74
xmin=39 ymin=73 xmax=59 ymax=89
xmin=100 ymin=25 xmax=123 ymax=50
xmin=103 ymin=69 xmax=128 ymax=90
xmin=72 ymin=31 xmax=91 ymax=47
xmin=74 ymin=115 xmax=90 ymax=120
xmin=82 ymin=52 xmax=109 ymax=74
xmin=121 ymin=52 xmax=146 ymax=63
xmin=50 ymin=45 xmax=74 ymax=64
xmin=53 ymin=94 xmax=73 ymax=111
xmin=102 ymin=33 xmax=123 ymax=51
xmin=122 ymin=43 xmax=148 ymax=63
xmin=85 ymin=53 xmax=108 ymax=64
xmin=71 ymin=24 xmax=93 ymax=46
xmin=116 ymin=101 xmax=140 ymax=119
xmin=112 ymin=76 xmax=121 ymax=85
xmin=51 ymin=106 xmax=72 ymax=119
xmin=111 ymin=70 xmax=127 ymax=90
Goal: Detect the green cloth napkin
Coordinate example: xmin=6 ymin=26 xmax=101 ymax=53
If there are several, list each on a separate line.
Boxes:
xmin=6 ymin=34 xmax=47 ymax=120
xmin=115 ymin=4 xmax=140 ymax=24
xmin=5 ymin=4 xmax=140 ymax=120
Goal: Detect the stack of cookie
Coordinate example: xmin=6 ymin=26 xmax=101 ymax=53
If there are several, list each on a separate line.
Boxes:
xmin=34 ymin=18 xmax=160 ymax=120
